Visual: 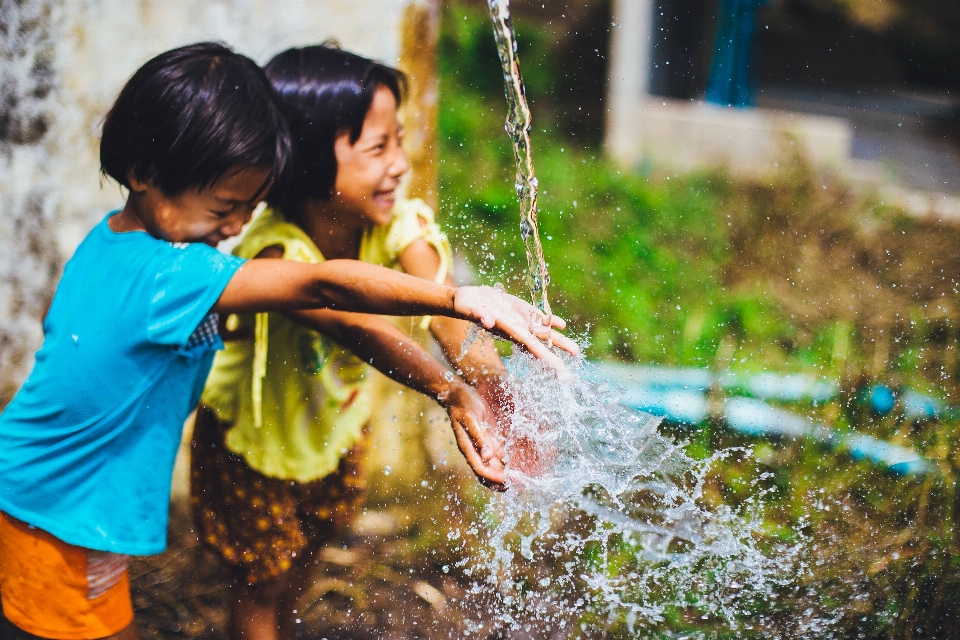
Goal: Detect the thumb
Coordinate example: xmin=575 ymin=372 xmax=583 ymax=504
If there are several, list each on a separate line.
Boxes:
xmin=451 ymin=418 xmax=506 ymax=488
xmin=476 ymin=306 xmax=496 ymax=329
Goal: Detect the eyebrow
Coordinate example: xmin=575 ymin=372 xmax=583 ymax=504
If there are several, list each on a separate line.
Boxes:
xmin=214 ymin=188 xmax=268 ymax=206
xmin=212 ymin=196 xmax=240 ymax=204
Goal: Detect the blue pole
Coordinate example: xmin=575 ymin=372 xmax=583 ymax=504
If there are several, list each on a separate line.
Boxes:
xmin=706 ymin=0 xmax=767 ymax=107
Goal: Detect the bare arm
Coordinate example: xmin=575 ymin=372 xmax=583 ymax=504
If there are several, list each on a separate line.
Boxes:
xmin=214 ymin=258 xmax=456 ymax=317
xmin=214 ymin=257 xmax=579 ymax=367
xmin=288 ymin=306 xmax=506 ymax=488
xmin=399 ymin=239 xmax=554 ymax=479
xmin=398 ymin=238 xmax=508 ymax=387
xmin=229 ymin=245 xmax=505 ymax=486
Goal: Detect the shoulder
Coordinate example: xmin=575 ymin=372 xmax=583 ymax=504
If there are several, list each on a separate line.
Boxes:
xmin=73 ymin=214 xmax=223 ymax=271
xmin=234 ymin=206 xmax=323 ymax=263
xmin=384 ymin=198 xmax=446 ymax=253
xmin=390 ymin=198 xmax=436 ymax=229
xmin=150 ymin=241 xmax=244 ymax=290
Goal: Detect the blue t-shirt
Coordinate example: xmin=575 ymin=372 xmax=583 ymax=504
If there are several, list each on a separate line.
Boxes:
xmin=0 ymin=213 xmax=245 ymax=555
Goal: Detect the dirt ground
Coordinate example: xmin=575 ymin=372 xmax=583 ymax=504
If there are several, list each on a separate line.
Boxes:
xmin=128 ymin=505 xmax=472 ymax=640
xmin=0 ymin=500 xmax=566 ymax=640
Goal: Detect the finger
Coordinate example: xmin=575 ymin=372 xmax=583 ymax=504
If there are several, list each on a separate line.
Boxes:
xmin=481 ymin=477 xmax=509 ymax=492
xmin=511 ymin=333 xmax=566 ymax=369
xmin=494 ymin=427 xmax=506 ymax=460
xmin=459 ymin=410 xmax=497 ymax=463
xmin=452 ymin=420 xmax=506 ymax=487
xmin=549 ymin=330 xmax=581 ymax=356
xmin=477 ymin=308 xmax=496 ymax=330
xmin=531 ymin=322 xmax=554 ymax=340
xmin=527 ymin=321 xmax=580 ymax=359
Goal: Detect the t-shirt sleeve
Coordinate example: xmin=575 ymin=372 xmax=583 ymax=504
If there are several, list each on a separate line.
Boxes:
xmin=384 ymin=199 xmax=453 ymax=283
xmin=146 ymin=244 xmax=246 ymax=346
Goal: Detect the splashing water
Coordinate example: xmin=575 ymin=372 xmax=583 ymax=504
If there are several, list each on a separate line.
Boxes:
xmin=477 ymin=3 xmax=833 ymax=635
xmin=457 ymin=351 xmax=816 ymax=636
xmin=487 ymin=0 xmax=551 ymax=315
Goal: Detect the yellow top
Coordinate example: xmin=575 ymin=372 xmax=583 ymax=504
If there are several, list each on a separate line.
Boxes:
xmin=200 ymin=199 xmax=451 ymax=482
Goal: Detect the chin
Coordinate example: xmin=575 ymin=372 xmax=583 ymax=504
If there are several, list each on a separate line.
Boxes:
xmin=368 ymin=207 xmax=395 ymax=226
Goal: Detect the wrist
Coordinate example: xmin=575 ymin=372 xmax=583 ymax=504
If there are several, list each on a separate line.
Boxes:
xmin=443 ymin=285 xmax=459 ymax=317
xmin=475 ymin=372 xmax=507 ymax=403
xmin=434 ymin=376 xmax=466 ymax=407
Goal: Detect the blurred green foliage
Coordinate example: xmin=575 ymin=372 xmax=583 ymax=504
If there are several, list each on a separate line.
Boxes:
xmin=442 ymin=3 xmax=828 ymax=371
xmin=439 ymin=2 xmax=960 ymax=636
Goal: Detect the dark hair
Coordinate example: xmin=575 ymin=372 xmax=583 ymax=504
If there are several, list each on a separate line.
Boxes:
xmin=100 ymin=42 xmax=291 ymax=198
xmin=263 ymin=43 xmax=406 ymax=209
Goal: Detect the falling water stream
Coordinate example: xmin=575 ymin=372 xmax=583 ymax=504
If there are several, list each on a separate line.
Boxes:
xmin=467 ymin=2 xmax=820 ymax=635
xmin=487 ymin=0 xmax=551 ymax=315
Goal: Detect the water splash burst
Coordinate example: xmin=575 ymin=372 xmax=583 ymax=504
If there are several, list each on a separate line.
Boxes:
xmin=462 ymin=352 xmax=809 ymax=636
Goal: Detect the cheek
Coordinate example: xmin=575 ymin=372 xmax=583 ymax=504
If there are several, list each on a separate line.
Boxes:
xmin=337 ymin=169 xmax=378 ymax=200
xmin=362 ymin=162 xmax=391 ymax=192
xmin=178 ymin=216 xmax=220 ymax=240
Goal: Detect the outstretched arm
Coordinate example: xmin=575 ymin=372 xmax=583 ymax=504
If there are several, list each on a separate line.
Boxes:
xmin=214 ymin=258 xmax=578 ymax=367
xmin=399 ymin=238 xmax=553 ymax=478
xmin=285 ymin=306 xmax=506 ymax=488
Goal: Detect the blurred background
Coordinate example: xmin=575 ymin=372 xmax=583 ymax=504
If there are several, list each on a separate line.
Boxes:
xmin=3 ymin=0 xmax=960 ymax=637
xmin=439 ymin=1 xmax=960 ymax=637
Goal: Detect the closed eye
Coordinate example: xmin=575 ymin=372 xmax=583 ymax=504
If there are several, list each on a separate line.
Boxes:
xmin=363 ymin=134 xmax=390 ymax=154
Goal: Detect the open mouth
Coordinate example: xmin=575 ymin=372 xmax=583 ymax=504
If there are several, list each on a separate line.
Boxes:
xmin=373 ymin=190 xmax=396 ymax=208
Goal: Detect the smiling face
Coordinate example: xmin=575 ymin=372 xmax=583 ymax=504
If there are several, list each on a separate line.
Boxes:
xmin=328 ymin=85 xmax=410 ymax=229
xmin=123 ymin=166 xmax=271 ymax=246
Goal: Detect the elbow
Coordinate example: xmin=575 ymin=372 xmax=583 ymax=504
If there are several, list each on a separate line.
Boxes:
xmin=304 ymin=274 xmax=343 ymax=310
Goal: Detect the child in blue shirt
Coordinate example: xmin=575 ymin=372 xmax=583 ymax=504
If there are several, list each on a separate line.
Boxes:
xmin=0 ymin=42 xmax=576 ymax=640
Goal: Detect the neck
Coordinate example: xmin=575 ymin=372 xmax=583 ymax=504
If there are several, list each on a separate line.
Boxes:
xmin=294 ymin=200 xmax=363 ymax=260
xmin=110 ymin=193 xmax=153 ymax=235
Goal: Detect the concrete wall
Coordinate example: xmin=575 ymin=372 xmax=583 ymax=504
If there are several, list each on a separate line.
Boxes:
xmin=0 ymin=0 xmax=439 ymax=403
xmin=633 ymin=98 xmax=853 ymax=174
xmin=605 ymin=0 xmax=653 ymax=165
xmin=605 ymin=0 xmax=852 ymax=176
xmin=604 ymin=0 xmax=960 ymax=220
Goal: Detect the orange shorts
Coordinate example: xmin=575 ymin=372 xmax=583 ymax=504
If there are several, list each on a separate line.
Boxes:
xmin=0 ymin=512 xmax=134 ymax=639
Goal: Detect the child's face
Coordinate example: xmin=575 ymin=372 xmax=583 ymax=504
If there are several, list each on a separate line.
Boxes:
xmin=131 ymin=166 xmax=270 ymax=246
xmin=329 ymin=86 xmax=409 ymax=228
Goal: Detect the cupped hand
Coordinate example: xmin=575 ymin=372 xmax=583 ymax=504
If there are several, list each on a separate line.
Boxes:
xmin=476 ymin=375 xmax=552 ymax=480
xmin=452 ymin=286 xmax=580 ymax=369
xmin=439 ymin=380 xmax=507 ymax=490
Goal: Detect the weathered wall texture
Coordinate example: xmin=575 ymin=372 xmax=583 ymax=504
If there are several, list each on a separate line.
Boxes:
xmin=0 ymin=0 xmax=440 ymax=404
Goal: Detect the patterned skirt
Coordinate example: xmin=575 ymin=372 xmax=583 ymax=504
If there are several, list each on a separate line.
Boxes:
xmin=190 ymin=407 xmax=368 ymax=584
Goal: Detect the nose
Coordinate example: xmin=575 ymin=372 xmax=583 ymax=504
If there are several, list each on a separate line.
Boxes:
xmin=388 ymin=144 xmax=410 ymax=180
xmin=220 ymin=207 xmax=253 ymax=238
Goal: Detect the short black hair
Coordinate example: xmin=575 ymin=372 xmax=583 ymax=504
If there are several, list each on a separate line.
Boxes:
xmin=101 ymin=42 xmax=291 ymax=199
xmin=263 ymin=43 xmax=406 ymax=210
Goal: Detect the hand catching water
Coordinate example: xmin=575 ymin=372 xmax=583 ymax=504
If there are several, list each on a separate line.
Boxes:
xmin=477 ymin=375 xmax=554 ymax=481
xmin=437 ymin=380 xmax=507 ymax=490
xmin=453 ymin=285 xmax=579 ymax=369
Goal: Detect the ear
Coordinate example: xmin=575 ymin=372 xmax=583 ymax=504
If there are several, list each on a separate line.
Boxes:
xmin=127 ymin=170 xmax=150 ymax=193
